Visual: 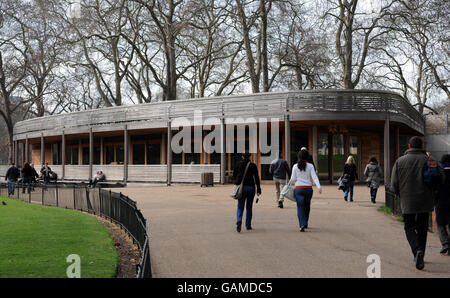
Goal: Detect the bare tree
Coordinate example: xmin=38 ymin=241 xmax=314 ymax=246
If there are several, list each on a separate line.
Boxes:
xmin=54 ymin=0 xmax=136 ymax=107
xmin=368 ymin=0 xmax=449 ymax=114
xmin=0 ymin=0 xmax=30 ymax=163
xmin=324 ymin=0 xmax=397 ymax=89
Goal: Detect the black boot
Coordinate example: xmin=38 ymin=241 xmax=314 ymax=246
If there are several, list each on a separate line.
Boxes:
xmin=236 ymin=221 xmax=242 ymax=233
xmin=278 ymin=201 xmax=283 ymax=208
xmin=415 ymin=250 xmax=425 ymax=270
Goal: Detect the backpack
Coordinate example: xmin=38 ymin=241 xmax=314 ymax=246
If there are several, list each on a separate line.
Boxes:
xmin=423 ymin=155 xmax=441 ymax=187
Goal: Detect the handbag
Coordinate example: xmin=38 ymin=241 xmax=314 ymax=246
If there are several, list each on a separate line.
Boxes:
xmin=230 ymin=161 xmax=251 ymax=200
xmin=280 ymin=184 xmax=295 ymax=202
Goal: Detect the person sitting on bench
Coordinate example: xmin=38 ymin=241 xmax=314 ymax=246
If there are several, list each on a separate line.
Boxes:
xmin=89 ymin=171 xmax=105 ymax=187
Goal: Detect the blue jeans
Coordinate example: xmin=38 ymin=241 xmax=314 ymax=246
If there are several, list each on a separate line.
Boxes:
xmin=7 ymin=178 xmax=16 ymax=195
xmin=370 ymin=187 xmax=378 ymax=200
xmin=294 ymin=188 xmax=313 ymax=228
xmin=236 ymin=186 xmax=255 ymax=229
xmin=344 ymin=181 xmax=355 ymax=201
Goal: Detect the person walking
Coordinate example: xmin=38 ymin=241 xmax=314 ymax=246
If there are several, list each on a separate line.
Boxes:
xmin=5 ymin=163 xmax=20 ymax=196
xmin=289 ymin=149 xmax=322 ymax=232
xmin=21 ymin=163 xmax=33 ymax=194
xmin=391 ymin=136 xmax=434 ymax=270
xmin=364 ymin=156 xmax=383 ymax=204
xmin=301 ymin=147 xmax=317 ymax=173
xmin=269 ymin=152 xmax=291 ymax=208
xmin=343 ymin=156 xmax=358 ymax=202
xmin=233 ymin=151 xmax=262 ymax=233
xmin=436 ymin=154 xmax=450 ymax=256
xmin=40 ymin=162 xmax=52 ymax=188
xmin=30 ymin=164 xmax=39 ymax=190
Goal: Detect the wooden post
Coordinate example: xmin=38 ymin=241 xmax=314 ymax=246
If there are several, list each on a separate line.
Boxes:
xmin=61 ymin=131 xmax=65 ymax=180
xmin=384 ymin=119 xmax=391 ymax=184
xmin=41 ymin=133 xmax=45 ymax=166
xmin=395 ymin=126 xmax=400 ymax=160
xmin=358 ymin=133 xmax=363 ymax=182
xmin=25 ymin=136 xmax=29 ymax=164
xmin=78 ymin=139 xmax=82 ymax=165
xmin=284 ymin=114 xmax=291 ymax=167
xmin=328 ymin=132 xmax=333 ymax=184
xmin=167 ymin=121 xmax=172 ymax=186
xmin=312 ymin=126 xmax=318 ymax=173
xmin=161 ymin=133 xmax=166 ymax=164
xmin=14 ymin=140 xmax=18 ymax=166
xmin=124 ymin=126 xmax=128 ymax=183
xmin=100 ymin=137 xmax=104 ymax=165
xmin=221 ymin=118 xmax=226 ymax=184
xmin=89 ymin=128 xmax=93 ymax=180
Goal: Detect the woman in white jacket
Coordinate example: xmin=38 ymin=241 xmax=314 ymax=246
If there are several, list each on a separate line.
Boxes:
xmin=289 ymin=150 xmax=322 ymax=232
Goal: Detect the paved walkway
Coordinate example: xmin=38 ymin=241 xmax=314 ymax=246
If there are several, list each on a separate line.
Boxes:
xmin=118 ymin=184 xmax=450 ymax=278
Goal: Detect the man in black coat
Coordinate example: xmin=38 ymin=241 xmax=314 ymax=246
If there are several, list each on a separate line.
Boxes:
xmin=391 ymin=136 xmax=434 ymax=270
xmin=5 ymin=163 xmax=20 ymax=196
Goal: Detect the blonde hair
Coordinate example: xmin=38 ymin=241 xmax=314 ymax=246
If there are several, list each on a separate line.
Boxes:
xmin=345 ymin=156 xmax=355 ymax=165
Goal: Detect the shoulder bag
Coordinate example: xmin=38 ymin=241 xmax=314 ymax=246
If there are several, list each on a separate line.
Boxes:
xmin=230 ymin=161 xmax=251 ymax=200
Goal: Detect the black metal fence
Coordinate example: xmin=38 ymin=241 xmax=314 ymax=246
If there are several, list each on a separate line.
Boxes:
xmin=384 ymin=184 xmax=402 ymax=216
xmin=385 ymin=184 xmax=433 ymax=230
xmin=0 ymin=181 xmax=151 ymax=278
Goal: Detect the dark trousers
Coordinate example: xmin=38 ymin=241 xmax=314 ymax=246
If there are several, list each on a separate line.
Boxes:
xmin=403 ymin=213 xmax=429 ymax=257
xmin=437 ymin=224 xmax=450 ymax=247
xmin=294 ymin=188 xmax=313 ymax=228
xmin=236 ymin=186 xmax=255 ymax=229
xmin=22 ymin=177 xmax=32 ymax=194
xmin=370 ymin=187 xmax=378 ymax=200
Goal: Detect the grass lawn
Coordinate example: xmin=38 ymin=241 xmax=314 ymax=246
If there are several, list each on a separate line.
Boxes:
xmin=0 ymin=196 xmax=118 ymax=278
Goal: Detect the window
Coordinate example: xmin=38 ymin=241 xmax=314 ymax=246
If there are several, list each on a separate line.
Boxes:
xmin=94 ymin=147 xmax=101 ymax=164
xmin=52 ymin=143 xmax=59 ymax=165
xmin=349 ymin=136 xmax=358 ymax=166
xmin=318 ymin=133 xmax=328 ymax=177
xmin=185 ymin=152 xmax=201 ymax=164
xmin=116 ymin=145 xmax=124 ymax=164
xmin=147 ymin=143 xmax=161 ymax=164
xmin=333 ymin=134 xmax=344 ymax=177
xmin=82 ymin=147 xmax=89 ymax=165
xmin=71 ymin=148 xmax=79 ymax=165
xmin=105 ymin=146 xmax=114 ymax=164
xmin=133 ymin=144 xmax=145 ymax=164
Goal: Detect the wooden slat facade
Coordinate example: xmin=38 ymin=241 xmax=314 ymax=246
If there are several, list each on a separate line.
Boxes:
xmin=13 ymin=90 xmax=425 ymax=140
xmin=10 ymin=90 xmax=426 ymax=185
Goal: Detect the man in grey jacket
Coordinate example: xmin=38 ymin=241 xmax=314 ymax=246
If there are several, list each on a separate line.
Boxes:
xmin=269 ymin=152 xmax=291 ymax=208
xmin=391 ymin=136 xmax=433 ymax=270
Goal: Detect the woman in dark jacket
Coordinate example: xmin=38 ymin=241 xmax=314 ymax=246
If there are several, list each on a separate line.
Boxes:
xmin=343 ymin=156 xmax=358 ymax=202
xmin=233 ymin=151 xmax=262 ymax=233
xmin=21 ymin=163 xmax=33 ymax=194
xmin=436 ymin=154 xmax=450 ymax=255
xmin=364 ymin=156 xmax=383 ymax=204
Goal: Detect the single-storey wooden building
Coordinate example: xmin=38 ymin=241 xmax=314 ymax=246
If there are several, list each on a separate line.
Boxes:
xmin=7 ymin=89 xmax=425 ymax=184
